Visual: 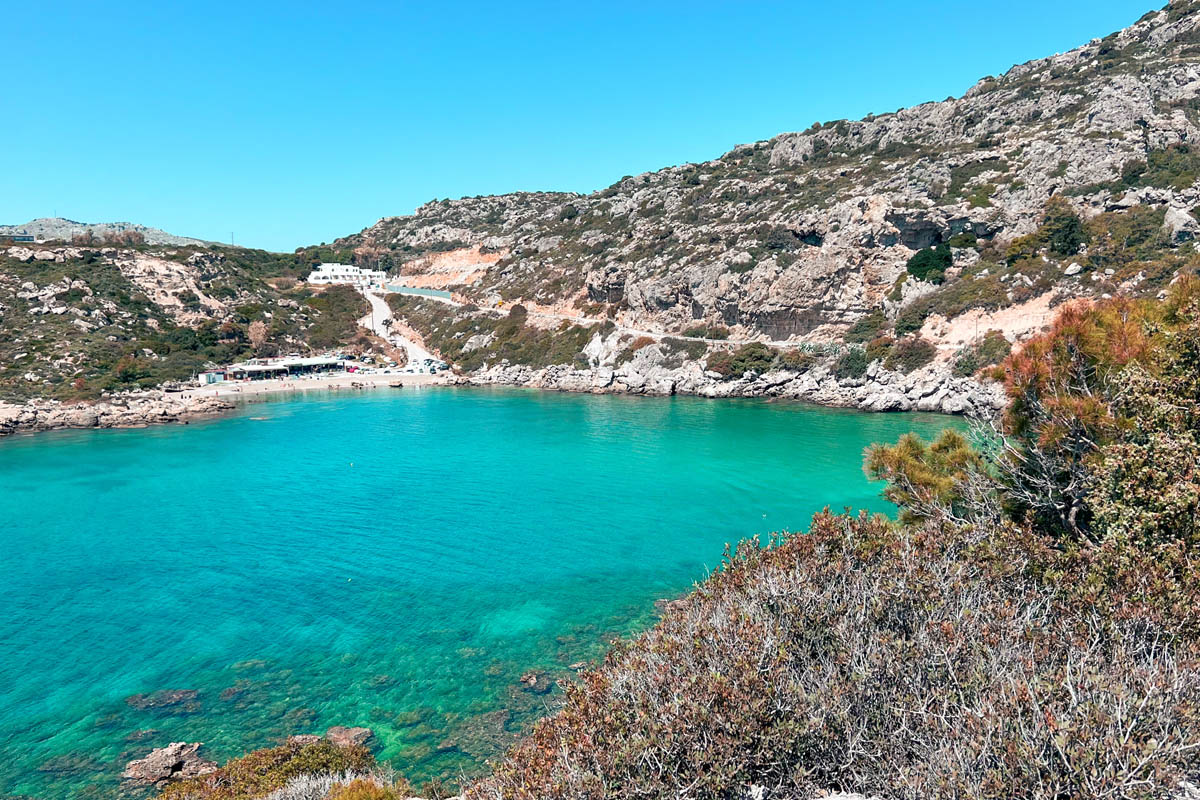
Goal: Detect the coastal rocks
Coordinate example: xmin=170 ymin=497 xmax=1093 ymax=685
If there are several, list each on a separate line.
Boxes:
xmin=0 ymin=391 xmax=233 ymax=437
xmin=325 ymin=725 xmax=374 ymax=748
xmin=464 ymin=358 xmax=1004 ymax=418
xmin=121 ymin=742 xmax=216 ymax=786
xmin=287 ymin=734 xmax=322 ymax=745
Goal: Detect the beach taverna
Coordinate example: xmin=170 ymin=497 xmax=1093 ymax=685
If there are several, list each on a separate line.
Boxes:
xmin=221 ymin=356 xmax=346 ymax=382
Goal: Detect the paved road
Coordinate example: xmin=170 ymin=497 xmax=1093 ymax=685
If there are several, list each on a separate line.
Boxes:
xmin=359 ymin=289 xmax=436 ymax=364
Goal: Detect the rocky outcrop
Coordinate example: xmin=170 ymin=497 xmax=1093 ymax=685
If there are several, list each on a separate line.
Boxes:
xmin=325 ymin=725 xmax=374 ymax=748
xmin=121 ymin=742 xmax=216 ymax=786
xmin=0 ymin=392 xmax=233 ymax=437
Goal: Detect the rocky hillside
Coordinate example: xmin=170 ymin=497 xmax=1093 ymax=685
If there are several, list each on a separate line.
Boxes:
xmin=0 ymin=217 xmax=214 ymax=247
xmin=336 ymin=0 xmax=1200 ymax=413
xmin=0 ymin=241 xmax=370 ymax=401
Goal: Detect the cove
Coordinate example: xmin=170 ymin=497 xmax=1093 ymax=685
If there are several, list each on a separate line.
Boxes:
xmin=0 ymin=388 xmax=961 ymax=797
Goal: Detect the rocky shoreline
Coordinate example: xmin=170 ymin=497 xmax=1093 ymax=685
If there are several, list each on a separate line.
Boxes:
xmin=0 ymin=358 xmax=1001 ymax=443
xmin=457 ymin=358 xmax=1005 ymax=418
xmin=0 ymin=391 xmax=234 ymax=438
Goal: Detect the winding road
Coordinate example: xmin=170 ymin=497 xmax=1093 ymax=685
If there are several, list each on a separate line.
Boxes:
xmin=358 ymin=289 xmax=436 ymax=364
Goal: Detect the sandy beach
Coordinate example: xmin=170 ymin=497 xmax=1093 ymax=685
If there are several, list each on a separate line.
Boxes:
xmin=182 ymin=371 xmax=450 ymax=401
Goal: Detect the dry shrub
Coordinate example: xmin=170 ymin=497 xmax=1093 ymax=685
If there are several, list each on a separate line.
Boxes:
xmin=470 ymin=512 xmax=1200 ymax=799
xmin=161 ymin=740 xmax=382 ymax=800
xmin=324 ymin=777 xmax=404 ymax=800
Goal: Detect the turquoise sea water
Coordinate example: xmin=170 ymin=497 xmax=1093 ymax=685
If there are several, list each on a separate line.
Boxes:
xmin=0 ymin=388 xmax=959 ymax=798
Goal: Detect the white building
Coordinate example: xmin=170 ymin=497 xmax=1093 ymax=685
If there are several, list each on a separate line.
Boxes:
xmin=306 ymin=263 xmax=386 ymax=288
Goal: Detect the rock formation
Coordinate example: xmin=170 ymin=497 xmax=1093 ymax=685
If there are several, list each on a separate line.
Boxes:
xmin=0 ymin=392 xmax=233 ymax=437
xmin=324 ymin=725 xmax=374 ymax=748
xmin=121 ymin=742 xmax=216 ymax=786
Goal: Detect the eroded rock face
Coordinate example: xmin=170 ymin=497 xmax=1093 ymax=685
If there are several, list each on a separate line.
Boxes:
xmin=122 ymin=742 xmax=216 ymax=786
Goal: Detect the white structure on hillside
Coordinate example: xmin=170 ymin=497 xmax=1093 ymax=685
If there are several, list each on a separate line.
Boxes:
xmin=306 ymin=263 xmax=386 ymax=288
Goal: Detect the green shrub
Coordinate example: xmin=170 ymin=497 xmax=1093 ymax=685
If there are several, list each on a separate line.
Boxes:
xmin=305 ymin=285 xmax=369 ymax=349
xmin=952 ymin=330 xmax=1011 ymax=377
xmin=905 ymin=244 xmax=952 ymax=284
xmin=1086 ymin=205 xmax=1169 ymax=270
xmin=884 ymin=336 xmax=937 ymax=373
xmin=844 ymin=308 xmax=886 ymax=343
xmin=1120 ymin=144 xmax=1200 ymax=191
xmin=1042 ymin=197 xmax=1089 ymax=256
xmin=832 ymin=347 xmax=868 ymax=379
xmin=894 ymin=302 xmax=931 ymax=336
xmin=705 ymin=343 xmax=779 ymax=379
xmin=661 ymin=337 xmax=707 ymax=363
xmin=682 ymin=324 xmax=730 ymax=340
xmin=865 ymin=335 xmax=894 ymax=363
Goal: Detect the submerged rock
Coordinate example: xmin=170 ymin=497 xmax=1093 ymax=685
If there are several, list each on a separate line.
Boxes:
xmin=436 ymin=709 xmax=513 ymax=760
xmin=122 ymin=742 xmax=216 ymax=786
xmin=37 ymin=752 xmax=102 ymax=775
xmin=518 ymin=670 xmax=554 ymax=694
xmin=125 ymin=689 xmax=200 ymax=712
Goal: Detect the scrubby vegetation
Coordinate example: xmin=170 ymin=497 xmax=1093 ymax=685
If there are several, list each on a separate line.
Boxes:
xmin=0 ymin=244 xmax=377 ymax=401
xmin=160 ymin=740 xmax=394 ymax=800
xmin=704 ymin=342 xmax=780 ymax=379
xmin=470 ymin=284 xmax=1200 ymax=799
xmin=387 ymin=296 xmax=598 ymax=372
xmin=831 ymin=347 xmax=868 ymax=379
xmin=843 ymin=308 xmax=887 ymax=343
xmin=304 ymin=285 xmax=369 ymax=350
xmin=953 ymin=330 xmax=1012 ymax=377
xmin=882 ymin=335 xmax=937 ymax=373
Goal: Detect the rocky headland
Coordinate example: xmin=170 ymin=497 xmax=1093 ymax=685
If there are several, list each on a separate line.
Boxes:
xmin=0 ymin=391 xmax=233 ymax=437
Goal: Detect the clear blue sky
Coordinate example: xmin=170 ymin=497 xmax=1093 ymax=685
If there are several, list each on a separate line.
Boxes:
xmin=2 ymin=0 xmax=1156 ymax=252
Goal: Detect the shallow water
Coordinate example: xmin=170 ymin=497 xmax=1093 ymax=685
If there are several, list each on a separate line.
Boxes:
xmin=0 ymin=388 xmax=959 ymax=797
